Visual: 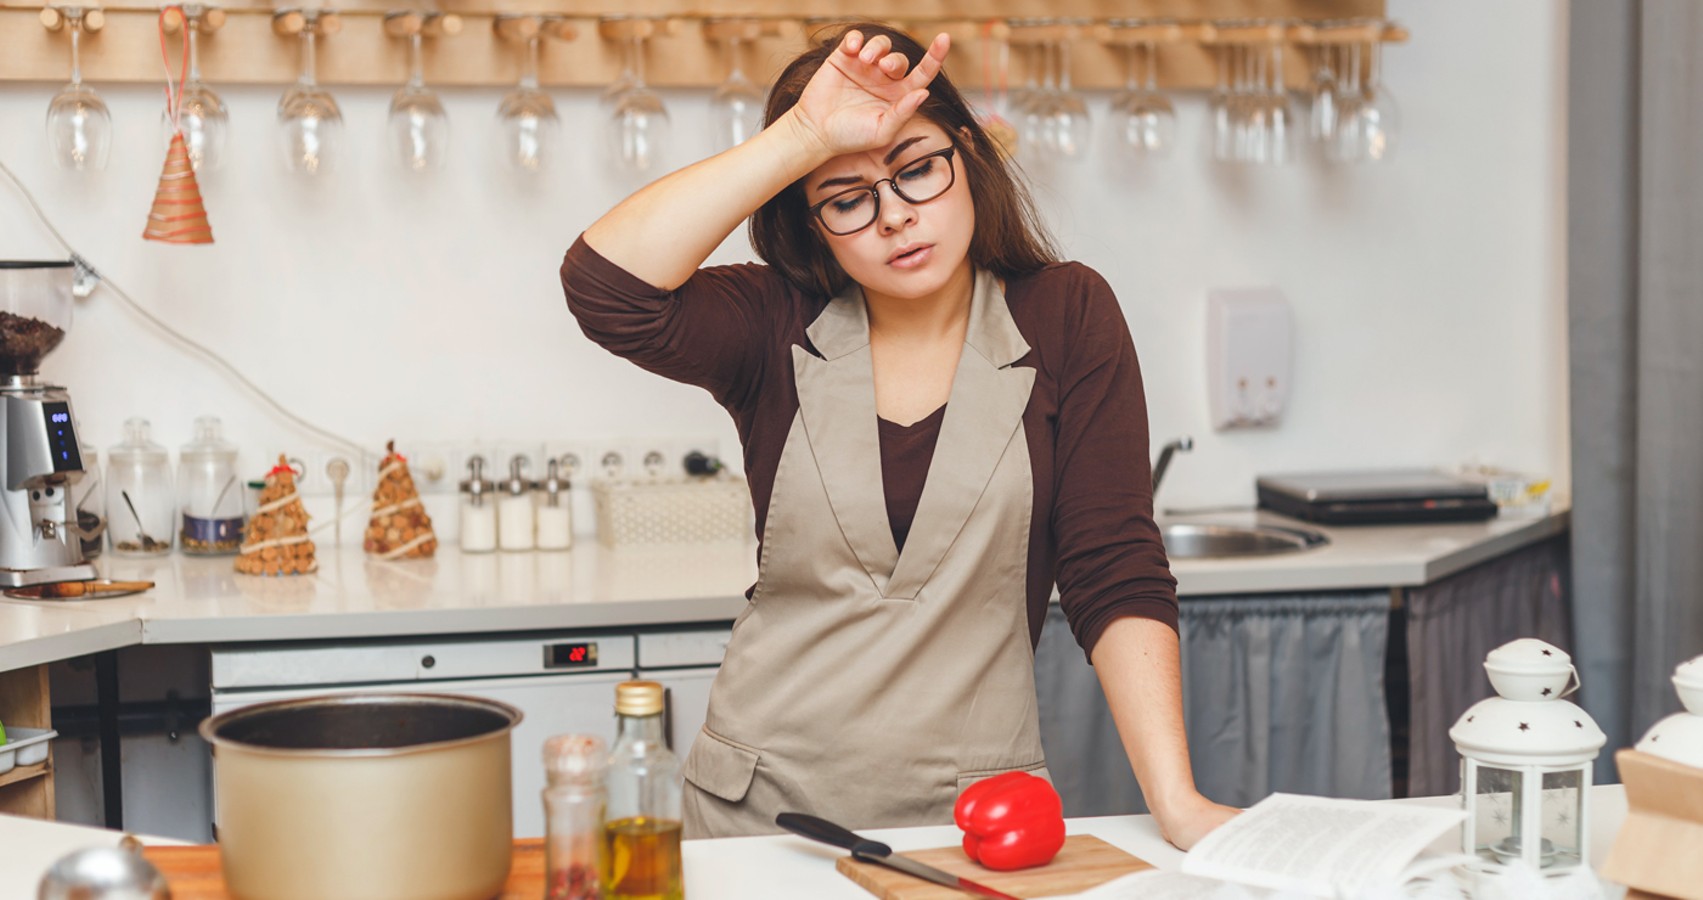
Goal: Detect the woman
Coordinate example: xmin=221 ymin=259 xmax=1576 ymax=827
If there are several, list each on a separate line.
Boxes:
xmin=562 ymin=23 xmax=1237 ymax=848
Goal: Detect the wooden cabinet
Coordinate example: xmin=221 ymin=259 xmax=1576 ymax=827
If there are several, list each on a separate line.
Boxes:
xmin=0 ymin=665 xmax=55 ymax=819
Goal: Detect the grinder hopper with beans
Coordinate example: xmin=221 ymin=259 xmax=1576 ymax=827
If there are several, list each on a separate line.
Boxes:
xmin=0 ymin=261 xmax=101 ymax=587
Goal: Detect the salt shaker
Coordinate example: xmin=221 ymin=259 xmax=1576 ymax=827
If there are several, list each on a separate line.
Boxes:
xmin=498 ymin=454 xmax=535 ymax=552
xmin=543 ymin=734 xmax=608 ymax=900
xmin=536 ymin=458 xmax=572 ymax=551
xmin=458 ymin=455 xmax=497 ymax=553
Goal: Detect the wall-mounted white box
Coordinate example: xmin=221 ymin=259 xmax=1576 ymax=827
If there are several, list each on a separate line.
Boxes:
xmin=1207 ymin=288 xmax=1293 ymax=430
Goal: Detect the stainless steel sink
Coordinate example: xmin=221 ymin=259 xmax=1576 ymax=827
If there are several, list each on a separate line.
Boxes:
xmin=1160 ymin=522 xmax=1329 ymax=559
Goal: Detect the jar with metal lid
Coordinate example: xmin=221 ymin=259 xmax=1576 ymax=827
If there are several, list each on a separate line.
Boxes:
xmin=536 ymin=457 xmax=572 ymax=551
xmin=459 ymin=455 xmax=496 ymax=553
xmin=106 ymin=418 xmax=173 ymax=557
xmin=178 ymin=416 xmax=245 ymax=555
xmin=543 ymin=734 xmax=608 ymax=900
xmin=498 ymin=454 xmax=535 ymax=552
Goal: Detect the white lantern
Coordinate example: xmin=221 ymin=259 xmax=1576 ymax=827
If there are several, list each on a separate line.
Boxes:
xmin=1449 ymin=638 xmax=1606 ymax=875
xmin=1633 ymin=654 xmax=1703 ymax=769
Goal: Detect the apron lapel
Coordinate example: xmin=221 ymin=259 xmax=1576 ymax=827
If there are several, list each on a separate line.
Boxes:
xmin=886 ymin=271 xmax=1034 ymax=600
xmin=793 ymin=286 xmax=900 ymax=594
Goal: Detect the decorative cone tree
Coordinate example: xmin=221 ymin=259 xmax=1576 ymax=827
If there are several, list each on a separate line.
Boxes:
xmin=365 ymin=441 xmax=438 ymax=560
xmin=145 ymin=10 xmax=213 ymax=245
xmin=236 ymin=455 xmax=317 ymax=576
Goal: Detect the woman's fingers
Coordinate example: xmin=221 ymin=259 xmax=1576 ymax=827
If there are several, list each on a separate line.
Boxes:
xmin=901 ymin=33 xmax=951 ymax=93
xmin=859 ymin=33 xmax=893 ymax=64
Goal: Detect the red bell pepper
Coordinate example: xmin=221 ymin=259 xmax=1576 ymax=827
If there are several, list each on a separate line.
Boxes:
xmin=953 ymin=771 xmax=1066 ymax=871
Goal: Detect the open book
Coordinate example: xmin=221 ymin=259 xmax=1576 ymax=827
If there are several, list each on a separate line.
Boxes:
xmin=1052 ymin=794 xmax=1470 ymax=899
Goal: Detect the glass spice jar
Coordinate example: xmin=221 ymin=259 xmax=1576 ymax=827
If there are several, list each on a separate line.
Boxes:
xmin=178 ymin=416 xmax=245 ymax=555
xmin=106 ymin=418 xmax=173 ymax=557
xmin=543 ymin=734 xmax=608 ymax=900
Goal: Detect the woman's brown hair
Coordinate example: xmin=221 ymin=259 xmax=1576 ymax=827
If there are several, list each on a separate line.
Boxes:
xmin=750 ymin=22 xmax=1060 ymax=298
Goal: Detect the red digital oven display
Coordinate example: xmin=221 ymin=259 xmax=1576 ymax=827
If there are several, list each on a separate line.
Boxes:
xmin=546 ymin=642 xmax=598 ymax=669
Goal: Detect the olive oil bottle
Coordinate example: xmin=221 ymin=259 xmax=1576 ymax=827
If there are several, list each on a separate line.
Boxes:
xmin=604 ymin=681 xmax=684 ymax=900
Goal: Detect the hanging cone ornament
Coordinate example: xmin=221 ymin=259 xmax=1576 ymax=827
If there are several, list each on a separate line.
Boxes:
xmin=365 ymin=441 xmax=438 ymax=560
xmin=144 ymin=6 xmax=213 ymax=244
xmin=237 ymin=455 xmax=318 ymax=576
xmin=143 ymin=130 xmax=213 ymax=244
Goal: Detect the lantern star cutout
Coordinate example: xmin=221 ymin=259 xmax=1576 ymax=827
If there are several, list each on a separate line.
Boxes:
xmin=1518 ymin=723 xmax=1531 ymax=731
xmin=1542 ymin=687 xmax=1553 ymax=696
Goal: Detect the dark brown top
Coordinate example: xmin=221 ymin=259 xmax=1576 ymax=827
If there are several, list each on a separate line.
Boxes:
xmin=561 ymin=236 xmax=1177 ymax=660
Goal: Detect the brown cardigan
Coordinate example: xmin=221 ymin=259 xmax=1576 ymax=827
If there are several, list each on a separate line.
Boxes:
xmin=561 ymin=236 xmax=1177 ymax=660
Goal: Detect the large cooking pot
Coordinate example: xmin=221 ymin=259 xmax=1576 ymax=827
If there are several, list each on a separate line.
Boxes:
xmin=200 ymin=693 xmax=523 ymax=900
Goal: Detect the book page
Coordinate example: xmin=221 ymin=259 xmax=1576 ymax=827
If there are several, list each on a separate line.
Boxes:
xmin=1042 ymin=869 xmax=1270 ymax=899
xmin=1178 ymin=794 xmax=1467 ymax=897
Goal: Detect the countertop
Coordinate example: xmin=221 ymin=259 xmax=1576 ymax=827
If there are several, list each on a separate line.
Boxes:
xmin=0 ymin=784 xmax=1627 ymax=899
xmin=0 ymin=509 xmax=1568 ymax=672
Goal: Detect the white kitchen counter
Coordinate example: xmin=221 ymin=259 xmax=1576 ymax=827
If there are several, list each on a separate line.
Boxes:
xmin=0 ymin=509 xmax=1567 ymax=673
xmin=0 ymin=784 xmax=1628 ymax=898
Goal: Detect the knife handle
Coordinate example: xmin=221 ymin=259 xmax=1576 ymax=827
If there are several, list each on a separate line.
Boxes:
xmin=775 ymin=812 xmax=892 ymax=858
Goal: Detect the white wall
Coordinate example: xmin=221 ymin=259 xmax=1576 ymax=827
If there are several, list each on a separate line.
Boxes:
xmin=0 ymin=0 xmax=1568 ymax=543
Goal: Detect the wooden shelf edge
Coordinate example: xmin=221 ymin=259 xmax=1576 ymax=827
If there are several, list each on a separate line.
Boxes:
xmin=0 ymin=759 xmax=52 ymax=790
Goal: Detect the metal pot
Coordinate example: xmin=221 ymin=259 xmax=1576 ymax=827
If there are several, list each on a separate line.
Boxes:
xmin=200 ymin=693 xmax=523 ymax=900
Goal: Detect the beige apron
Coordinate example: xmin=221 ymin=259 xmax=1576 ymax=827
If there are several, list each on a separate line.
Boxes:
xmin=680 ymin=270 xmax=1049 ymax=838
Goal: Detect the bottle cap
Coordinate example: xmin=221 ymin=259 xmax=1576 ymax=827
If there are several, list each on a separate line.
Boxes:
xmin=615 ymin=680 xmax=665 ymax=717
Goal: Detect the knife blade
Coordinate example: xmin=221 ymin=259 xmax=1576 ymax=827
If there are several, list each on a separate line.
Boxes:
xmin=775 ymin=812 xmax=1023 ymax=900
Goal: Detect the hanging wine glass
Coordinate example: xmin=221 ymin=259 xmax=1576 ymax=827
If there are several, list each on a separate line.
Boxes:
xmin=1047 ymin=31 xmax=1091 ymax=161
xmin=495 ymin=31 xmax=559 ymax=173
xmin=46 ymin=8 xmax=111 ymax=172
xmin=1111 ymin=41 xmax=1176 ymax=159
xmin=609 ymin=27 xmax=669 ymax=171
xmin=709 ymin=23 xmax=765 ymax=152
xmin=277 ymin=13 xmax=342 ymax=175
xmin=388 ymin=26 xmax=449 ymax=172
xmin=158 ymin=5 xmax=228 ymax=172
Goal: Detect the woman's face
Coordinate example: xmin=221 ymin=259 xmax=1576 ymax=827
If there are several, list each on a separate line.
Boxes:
xmin=802 ymin=119 xmax=975 ymax=302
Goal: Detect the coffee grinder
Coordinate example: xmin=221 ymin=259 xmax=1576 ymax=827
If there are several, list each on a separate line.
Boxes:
xmin=0 ymin=261 xmax=98 ymax=585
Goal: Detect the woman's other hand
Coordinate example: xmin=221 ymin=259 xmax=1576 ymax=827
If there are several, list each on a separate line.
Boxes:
xmin=787 ymin=29 xmax=950 ymax=157
xmin=1153 ymin=791 xmax=1240 ymax=851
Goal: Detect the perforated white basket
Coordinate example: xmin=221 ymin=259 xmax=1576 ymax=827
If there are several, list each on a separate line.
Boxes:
xmin=592 ymin=475 xmax=752 ymax=547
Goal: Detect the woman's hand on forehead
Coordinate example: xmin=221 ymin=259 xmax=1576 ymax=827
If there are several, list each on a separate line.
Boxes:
xmin=791 ymin=29 xmax=951 ymax=159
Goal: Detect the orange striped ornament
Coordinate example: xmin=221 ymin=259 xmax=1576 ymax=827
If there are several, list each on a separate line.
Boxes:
xmin=142 ymin=130 xmax=214 ymax=244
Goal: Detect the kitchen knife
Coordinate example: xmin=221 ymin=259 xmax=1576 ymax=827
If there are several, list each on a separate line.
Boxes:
xmin=775 ymin=812 xmax=1023 ymax=900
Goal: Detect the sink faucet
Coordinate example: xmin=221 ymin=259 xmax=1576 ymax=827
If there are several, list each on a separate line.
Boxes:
xmin=1152 ymin=436 xmax=1194 ymax=497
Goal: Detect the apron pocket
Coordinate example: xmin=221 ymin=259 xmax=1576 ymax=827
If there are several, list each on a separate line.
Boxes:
xmin=681 ymin=727 xmax=761 ymax=804
xmin=955 ymin=761 xmax=1051 ymax=794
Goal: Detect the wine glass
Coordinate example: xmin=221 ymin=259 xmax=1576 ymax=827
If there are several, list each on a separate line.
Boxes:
xmin=710 ymin=30 xmax=765 ymax=152
xmin=277 ymin=16 xmax=342 ymax=175
xmin=1265 ymin=37 xmax=1294 ymax=164
xmin=389 ymin=32 xmax=449 ymax=172
xmin=1048 ymin=33 xmax=1091 ymax=160
xmin=1110 ymin=42 xmax=1175 ymax=159
xmin=1357 ymin=38 xmax=1400 ymax=161
xmin=159 ymin=7 xmax=228 ymax=172
xmin=495 ymin=34 xmax=559 ymax=173
xmin=1308 ymin=42 xmax=1338 ymax=145
xmin=46 ymin=9 xmax=111 ymax=171
xmin=609 ymin=32 xmax=669 ymax=171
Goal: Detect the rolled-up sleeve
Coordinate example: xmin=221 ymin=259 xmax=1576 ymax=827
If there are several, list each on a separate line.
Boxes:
xmin=560 ymin=234 xmax=784 ymax=409
xmin=1052 ymin=267 xmax=1179 ymax=661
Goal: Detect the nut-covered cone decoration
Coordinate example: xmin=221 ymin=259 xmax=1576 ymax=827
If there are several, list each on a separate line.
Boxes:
xmin=142 ymin=131 xmax=214 ymax=244
xmin=237 ymin=455 xmax=318 ymax=576
xmin=365 ymin=441 xmax=438 ymax=560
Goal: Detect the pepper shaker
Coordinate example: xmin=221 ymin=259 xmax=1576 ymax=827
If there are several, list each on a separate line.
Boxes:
xmin=536 ymin=458 xmax=573 ymax=551
xmin=498 ymin=455 xmax=535 ymax=552
xmin=459 ymin=455 xmax=497 ymax=553
xmin=542 ymin=734 xmax=608 ymax=900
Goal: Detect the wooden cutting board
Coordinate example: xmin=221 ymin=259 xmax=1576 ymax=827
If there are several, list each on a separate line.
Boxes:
xmin=837 ymin=835 xmax=1151 ymax=899
xmin=142 ymin=839 xmax=546 ymax=899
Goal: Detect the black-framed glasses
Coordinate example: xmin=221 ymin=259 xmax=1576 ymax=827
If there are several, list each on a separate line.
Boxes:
xmin=807 ymin=147 xmax=957 ymax=236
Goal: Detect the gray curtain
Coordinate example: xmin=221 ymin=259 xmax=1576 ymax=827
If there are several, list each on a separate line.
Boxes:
xmin=1569 ymin=0 xmax=1703 ymax=777
xmin=1403 ymin=537 xmax=1572 ymax=798
xmin=1035 ymin=592 xmax=1391 ymax=817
